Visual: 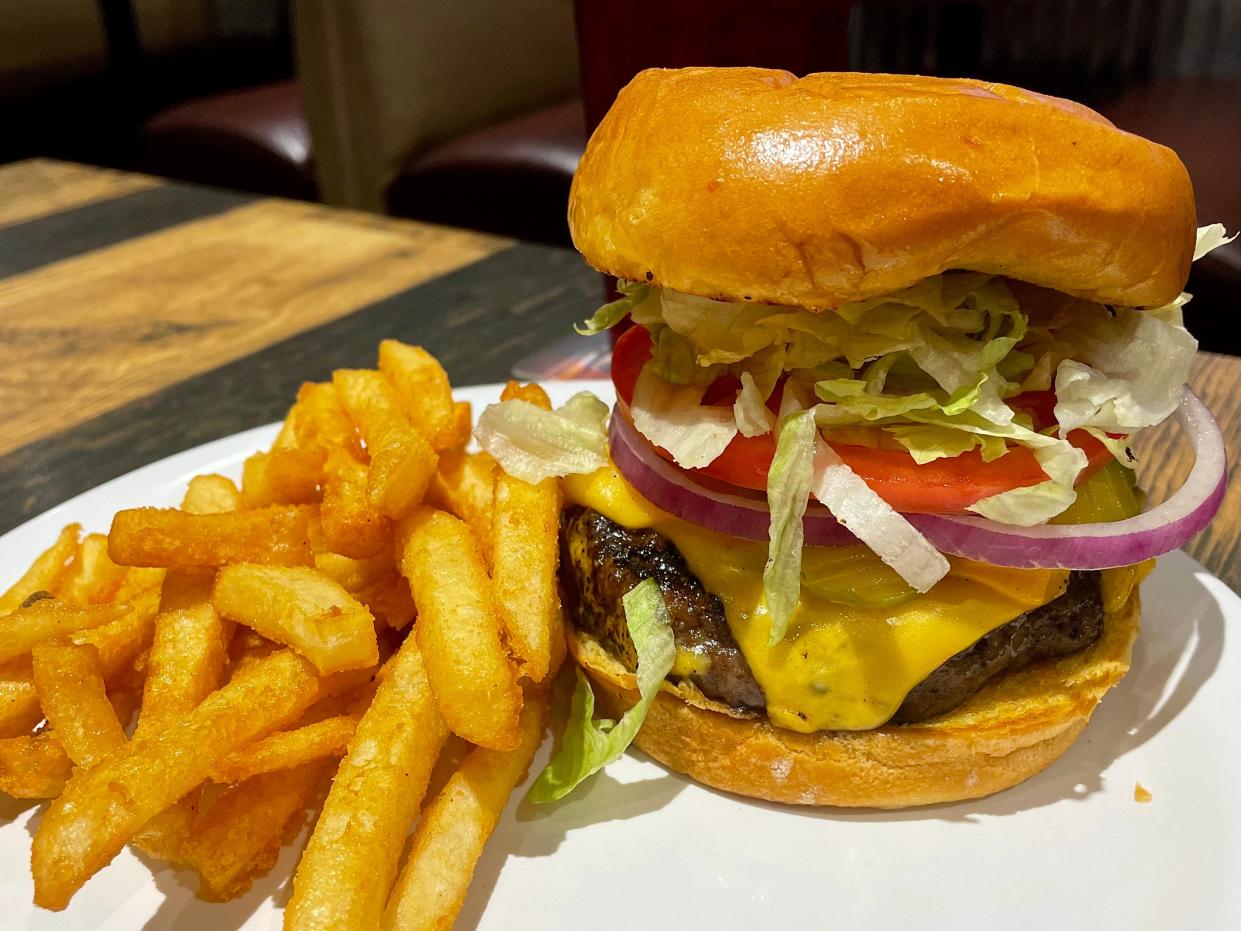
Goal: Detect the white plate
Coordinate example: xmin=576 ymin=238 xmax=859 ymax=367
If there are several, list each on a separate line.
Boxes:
xmin=2 ymin=380 xmax=1238 ymax=931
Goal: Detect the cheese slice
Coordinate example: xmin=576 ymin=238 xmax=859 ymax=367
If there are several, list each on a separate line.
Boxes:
xmin=565 ymin=465 xmax=1077 ymax=732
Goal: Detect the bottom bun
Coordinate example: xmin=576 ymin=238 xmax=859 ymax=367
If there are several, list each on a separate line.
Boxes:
xmin=569 ymin=592 xmax=1140 ymax=809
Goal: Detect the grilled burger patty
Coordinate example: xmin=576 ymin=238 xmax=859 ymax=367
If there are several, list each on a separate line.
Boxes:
xmin=560 ymin=507 xmax=1105 ymax=726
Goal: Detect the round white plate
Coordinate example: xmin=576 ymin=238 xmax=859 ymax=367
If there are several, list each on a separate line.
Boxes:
xmin=1 ymin=381 xmax=1238 ymax=930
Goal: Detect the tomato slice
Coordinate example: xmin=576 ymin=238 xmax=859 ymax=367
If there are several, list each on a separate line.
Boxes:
xmin=610 ymin=324 xmax=1114 ymax=514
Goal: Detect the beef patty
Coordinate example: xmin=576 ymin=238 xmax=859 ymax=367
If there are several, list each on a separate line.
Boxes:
xmin=559 ymin=507 xmax=1105 ymax=726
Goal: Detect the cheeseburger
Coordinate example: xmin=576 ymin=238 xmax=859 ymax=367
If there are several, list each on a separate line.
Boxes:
xmin=480 ymin=68 xmax=1229 ymax=808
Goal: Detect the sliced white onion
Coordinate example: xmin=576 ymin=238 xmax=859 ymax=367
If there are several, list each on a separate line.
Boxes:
xmin=908 ymin=388 xmax=1227 ymax=568
xmin=808 ymin=438 xmax=950 ymax=592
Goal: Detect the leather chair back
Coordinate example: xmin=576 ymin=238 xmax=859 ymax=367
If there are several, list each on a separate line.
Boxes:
xmin=295 ymin=0 xmax=579 ymax=210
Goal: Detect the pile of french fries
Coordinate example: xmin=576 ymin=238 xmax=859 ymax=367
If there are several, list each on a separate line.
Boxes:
xmin=0 ymin=340 xmax=566 ymax=929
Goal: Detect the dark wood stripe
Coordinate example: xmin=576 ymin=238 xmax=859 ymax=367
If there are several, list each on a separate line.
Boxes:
xmin=0 ymin=184 xmax=254 ymax=279
xmin=0 ymin=243 xmax=598 ymax=533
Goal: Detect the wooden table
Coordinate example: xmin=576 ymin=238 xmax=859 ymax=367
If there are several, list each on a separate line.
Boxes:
xmin=1 ymin=159 xmax=1237 ymax=591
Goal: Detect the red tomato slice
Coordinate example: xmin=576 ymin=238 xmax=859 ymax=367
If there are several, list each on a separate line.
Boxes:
xmin=610 ymin=324 xmax=1114 ymax=514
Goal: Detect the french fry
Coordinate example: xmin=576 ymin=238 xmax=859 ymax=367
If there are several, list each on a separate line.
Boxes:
xmin=133 ymin=478 xmax=239 ymax=859
xmin=500 ymin=379 xmax=552 ymax=408
xmin=491 ymin=471 xmax=563 ymax=684
xmin=321 ymin=449 xmax=393 ymax=558
xmin=0 ymin=524 xmax=80 ymax=615
xmin=0 ymin=599 xmax=129 ymax=666
xmin=31 ymin=649 xmax=325 ymax=911
xmin=210 ymin=712 xmax=358 ymax=783
xmin=0 ymin=665 xmax=45 ymax=738
xmin=108 ymin=506 xmax=313 ymax=568
xmin=287 ymin=382 xmax=363 ymax=460
xmin=285 ymin=635 xmax=449 ymax=931
xmin=313 ymin=546 xmax=393 ymax=593
xmin=133 ymin=570 xmax=232 ymax=740
xmin=425 ymin=451 xmax=497 ymax=562
xmin=183 ymin=759 xmax=329 ymax=901
xmin=0 ymin=590 xmax=156 ymax=741
xmin=111 ymin=566 xmax=167 ymax=603
xmin=333 ymin=369 xmax=438 ymax=519
xmin=182 ymin=474 xmax=243 ymax=515
xmin=73 ymin=587 xmax=160 ymax=674
xmin=444 ymin=400 xmax=473 ymax=450
xmin=397 ymin=508 xmax=522 ymax=750
xmin=31 ymin=642 xmax=126 ymax=768
xmin=241 ymin=448 xmax=326 ymax=507
xmin=354 ymin=571 xmax=416 ymax=630
xmin=56 ymin=534 xmax=126 ymax=605
xmin=213 ymin=565 xmax=379 ymax=674
xmin=0 ymin=728 xmax=72 ymax=799
xmin=377 ymin=340 xmax=457 ymax=450
xmin=382 ymin=698 xmax=547 ymax=931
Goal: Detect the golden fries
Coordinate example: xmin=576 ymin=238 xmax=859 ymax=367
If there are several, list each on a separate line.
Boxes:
xmin=183 ymin=760 xmax=329 ymax=901
xmin=31 ymin=649 xmax=325 ymax=910
xmin=285 ymin=635 xmax=449 ymax=931
xmin=398 ymin=508 xmax=522 ymax=750
xmin=210 ymin=712 xmax=358 ymax=783
xmin=321 ymin=448 xmax=393 ymax=558
xmin=181 ymin=474 xmax=243 ymax=515
xmin=287 ymin=382 xmax=363 ymax=460
xmin=426 ymin=451 xmax=497 ymax=561
xmin=492 ymin=471 xmax=563 ymax=684
xmin=30 ymin=642 xmax=126 ymax=769
xmin=334 ymin=369 xmax=438 ymax=519
xmin=378 ymin=340 xmax=457 ymax=450
xmin=213 ymin=565 xmax=379 ymax=674
xmin=57 ymin=534 xmax=127 ymax=605
xmin=382 ymin=696 xmax=547 ymax=931
xmin=0 ymin=599 xmax=129 ymax=666
xmin=108 ymin=506 xmax=313 ymax=568
xmin=0 ymin=524 xmax=80 ymax=615
xmin=242 ymin=448 xmax=326 ymax=506
xmin=0 ymin=345 xmax=571 ymax=921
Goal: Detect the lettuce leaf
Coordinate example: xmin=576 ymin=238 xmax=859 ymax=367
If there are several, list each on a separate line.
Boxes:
xmin=762 ymin=408 xmax=818 ymax=643
xmin=574 ymin=281 xmax=650 ymax=335
xmin=734 ymin=371 xmax=774 ymax=437
xmin=630 ymin=369 xmax=738 ymax=468
xmin=1194 ymin=223 xmax=1237 ymax=261
xmin=528 ymin=578 xmax=675 ymax=803
xmin=1052 ymin=306 xmax=1196 ymax=436
xmin=474 ymin=391 xmax=608 ymax=483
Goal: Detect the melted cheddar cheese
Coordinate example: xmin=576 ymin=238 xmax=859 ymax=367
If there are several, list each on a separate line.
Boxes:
xmin=564 ymin=464 xmax=1139 ymax=733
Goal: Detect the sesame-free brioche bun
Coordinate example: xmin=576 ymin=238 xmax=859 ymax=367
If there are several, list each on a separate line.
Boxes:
xmin=569 ymin=68 xmax=1196 ymax=311
xmin=568 ymin=592 xmax=1140 ymax=809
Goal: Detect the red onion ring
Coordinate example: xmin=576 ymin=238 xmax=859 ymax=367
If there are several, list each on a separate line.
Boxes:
xmin=609 ymin=410 xmax=856 ymax=546
xmin=906 ymin=389 xmax=1228 ymax=568
xmin=608 ymin=388 xmax=1227 ymax=570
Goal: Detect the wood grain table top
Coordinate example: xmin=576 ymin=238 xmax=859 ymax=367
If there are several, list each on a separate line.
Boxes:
xmin=0 ymin=158 xmax=1237 ymax=591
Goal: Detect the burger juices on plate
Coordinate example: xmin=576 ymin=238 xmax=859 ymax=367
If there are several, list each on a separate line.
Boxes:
xmin=477 ymin=68 xmax=1231 ymax=808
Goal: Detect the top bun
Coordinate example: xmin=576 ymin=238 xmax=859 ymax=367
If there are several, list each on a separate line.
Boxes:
xmin=569 ymin=68 xmax=1196 ymax=310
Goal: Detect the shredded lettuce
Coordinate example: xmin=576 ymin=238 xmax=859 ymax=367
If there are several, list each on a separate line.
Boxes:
xmin=630 ymin=369 xmax=738 ymax=468
xmin=1193 ymin=223 xmax=1237 ymax=261
xmin=734 ymin=371 xmax=773 ymax=437
xmin=1052 ymin=307 xmax=1196 ymax=436
xmin=574 ymin=281 xmax=650 ymax=335
xmin=474 ymin=391 xmax=608 ymax=483
xmin=762 ymin=408 xmax=818 ymax=644
xmin=528 ymin=578 xmax=675 ymax=803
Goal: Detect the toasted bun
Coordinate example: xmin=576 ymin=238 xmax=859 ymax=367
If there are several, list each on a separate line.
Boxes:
xmin=569 ymin=68 xmax=1195 ymax=310
xmin=569 ymin=591 xmax=1140 ymax=809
